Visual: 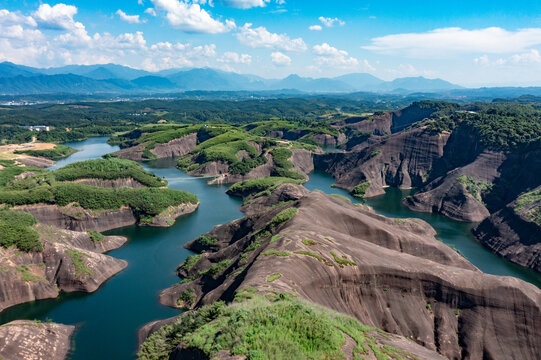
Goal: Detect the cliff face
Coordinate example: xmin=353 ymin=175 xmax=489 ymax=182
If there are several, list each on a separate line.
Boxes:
xmin=68 ymin=177 xmax=146 ymax=188
xmin=14 ymin=204 xmax=137 ymax=232
xmin=201 ymin=149 xmax=316 ymax=186
xmin=473 ymin=189 xmax=541 ymax=272
xmin=316 ymin=126 xmax=449 ymax=196
xmin=156 ymin=186 xmax=541 ymax=360
xmin=113 ymin=133 xmax=197 ymax=161
xmin=0 ymin=320 xmax=74 ymax=360
xmin=0 ymin=226 xmax=127 ymax=312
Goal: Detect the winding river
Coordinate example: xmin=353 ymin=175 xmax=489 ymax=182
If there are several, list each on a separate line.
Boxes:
xmin=0 ymin=137 xmax=539 ymax=360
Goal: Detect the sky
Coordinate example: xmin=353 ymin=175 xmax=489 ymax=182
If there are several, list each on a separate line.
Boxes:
xmin=1 ymin=0 xmax=541 ymax=86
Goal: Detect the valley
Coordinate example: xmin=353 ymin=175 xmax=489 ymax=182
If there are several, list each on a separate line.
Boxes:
xmin=0 ymin=99 xmax=539 ymax=360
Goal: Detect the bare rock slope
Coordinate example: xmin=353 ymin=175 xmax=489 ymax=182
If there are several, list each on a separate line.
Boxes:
xmin=0 ymin=320 xmax=74 ymax=360
xmin=158 ymin=185 xmax=541 ymax=360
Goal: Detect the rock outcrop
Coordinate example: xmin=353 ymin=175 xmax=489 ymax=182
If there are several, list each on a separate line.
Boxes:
xmin=68 ymin=177 xmax=146 ymax=188
xmin=473 ymin=191 xmax=541 ymax=272
xmin=157 ymin=186 xmax=541 ymax=360
xmin=14 ymin=204 xmax=138 ymax=232
xmin=0 ymin=320 xmax=74 ymax=360
xmin=0 ymin=225 xmax=127 ymax=312
xmin=113 ymin=133 xmax=197 ymax=161
xmin=316 ymin=126 xmax=450 ymax=197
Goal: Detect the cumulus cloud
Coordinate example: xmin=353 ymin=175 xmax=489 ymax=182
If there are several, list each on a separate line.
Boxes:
xmin=312 ymin=43 xmax=361 ymax=68
xmin=474 ymin=50 xmax=541 ymax=67
xmin=271 ymin=51 xmax=291 ymax=66
xmin=0 ymin=4 xmax=223 ymax=71
xmin=237 ymin=23 xmax=306 ymax=51
xmin=363 ymin=27 xmax=541 ymax=57
xmin=218 ymin=51 xmax=252 ymax=64
xmin=318 ymin=16 xmax=344 ymax=27
xmin=116 ymin=10 xmax=143 ymax=24
xmin=308 ymin=25 xmax=322 ymax=31
xmin=151 ymin=0 xmax=234 ymax=33
xmin=145 ymin=8 xmax=157 ymax=16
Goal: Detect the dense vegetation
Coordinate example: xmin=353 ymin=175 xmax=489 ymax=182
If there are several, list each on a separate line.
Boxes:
xmin=514 ymin=188 xmax=541 ymax=225
xmin=138 ymin=295 xmax=411 ymax=360
xmin=0 ymin=209 xmax=42 ymax=252
xmin=0 ymin=96 xmax=392 ymax=145
xmin=0 ymin=183 xmax=197 ymax=216
xmin=0 ymin=160 xmax=44 ymax=187
xmin=13 ymin=145 xmax=77 ymax=160
xmin=425 ymin=103 xmax=541 ymax=151
xmin=228 ymin=177 xmax=301 ymax=198
xmin=0 ymin=158 xmax=197 ymax=218
xmin=53 ymin=158 xmax=167 ymax=187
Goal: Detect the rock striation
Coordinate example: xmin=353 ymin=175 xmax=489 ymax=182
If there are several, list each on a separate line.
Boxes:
xmin=0 ymin=225 xmax=127 ymax=312
xmin=156 ymin=185 xmax=541 ymax=360
xmin=0 ymin=320 xmax=74 ymax=360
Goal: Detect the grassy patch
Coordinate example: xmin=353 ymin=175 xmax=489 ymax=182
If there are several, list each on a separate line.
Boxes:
xmin=514 ymin=188 xmax=541 ymax=225
xmin=456 ymin=175 xmax=492 ymax=203
xmin=267 ymin=207 xmax=298 ymax=228
xmin=16 ymin=265 xmax=43 ymax=282
xmin=330 ymin=251 xmax=357 ymax=267
xmin=351 ymin=181 xmax=370 ymax=199
xmin=261 ymin=250 xmax=291 ymax=257
xmin=294 ymin=251 xmax=332 ymax=266
xmin=228 ymin=177 xmax=300 ymax=197
xmin=270 ymin=234 xmax=281 ymax=244
xmin=195 ymin=235 xmax=218 ymax=247
xmin=301 ymin=238 xmax=318 ymax=246
xmin=138 ymin=296 xmax=411 ymax=360
xmin=65 ymin=249 xmax=92 ymax=277
xmin=270 ymin=148 xmax=305 ymax=180
xmin=199 ymin=259 xmax=232 ymax=277
xmin=177 ymin=288 xmax=197 ymax=309
xmin=180 ymin=254 xmax=202 ymax=272
xmin=330 ymin=194 xmax=351 ymax=202
xmin=87 ymin=231 xmax=104 ymax=243
xmin=267 ymin=273 xmax=282 ymax=282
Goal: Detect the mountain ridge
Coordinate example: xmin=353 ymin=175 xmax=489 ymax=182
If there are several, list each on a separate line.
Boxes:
xmin=0 ymin=61 xmax=463 ymax=95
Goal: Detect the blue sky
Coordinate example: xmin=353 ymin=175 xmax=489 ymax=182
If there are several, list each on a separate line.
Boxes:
xmin=1 ymin=0 xmax=541 ymax=86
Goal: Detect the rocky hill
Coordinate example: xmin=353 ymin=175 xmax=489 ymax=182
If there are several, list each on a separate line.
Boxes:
xmin=140 ymin=185 xmax=540 ymax=360
xmin=316 ymin=102 xmax=541 ymax=271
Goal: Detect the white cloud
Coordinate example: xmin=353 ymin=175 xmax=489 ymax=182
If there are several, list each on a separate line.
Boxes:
xmin=0 ymin=4 xmax=221 ymax=71
xmin=312 ymin=43 xmax=361 ymax=69
xmin=0 ymin=9 xmax=37 ymax=27
xmin=474 ymin=50 xmax=541 ymax=67
xmin=151 ymin=0 xmax=233 ymax=33
xmin=145 ymin=8 xmax=157 ymax=16
xmin=138 ymin=0 xmax=144 ymax=5
xmin=237 ymin=23 xmax=306 ymax=51
xmin=318 ymin=16 xmax=345 ymax=27
xmin=308 ymin=25 xmax=322 ymax=31
xmin=218 ymin=51 xmax=252 ymax=64
xmin=363 ymin=27 xmax=541 ymax=57
xmin=271 ymin=51 xmax=291 ymax=66
xmin=116 ymin=10 xmax=142 ymax=24
xmin=223 ymin=0 xmax=269 ymax=9
xmin=33 ymin=4 xmax=80 ymax=31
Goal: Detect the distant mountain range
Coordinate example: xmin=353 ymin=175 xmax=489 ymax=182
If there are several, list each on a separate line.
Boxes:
xmin=0 ymin=62 xmax=465 ymax=95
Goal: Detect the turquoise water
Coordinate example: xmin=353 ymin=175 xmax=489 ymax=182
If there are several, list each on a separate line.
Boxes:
xmin=304 ymin=170 xmax=541 ymax=287
xmin=0 ymin=139 xmax=538 ymax=360
xmin=48 ymin=137 xmax=120 ymax=170
xmin=0 ymin=146 xmax=243 ymax=359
